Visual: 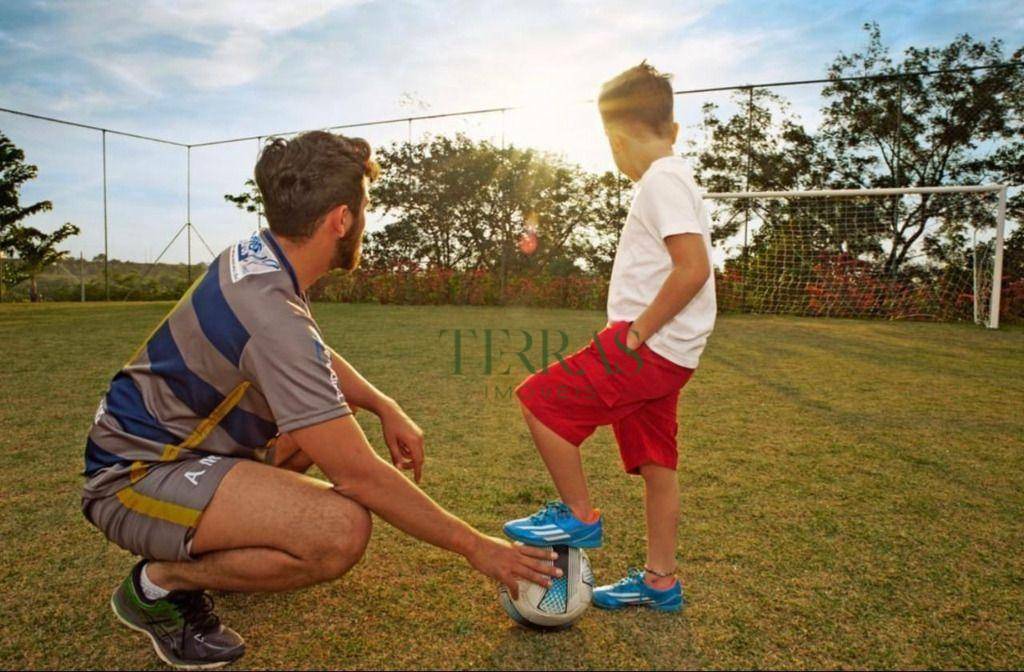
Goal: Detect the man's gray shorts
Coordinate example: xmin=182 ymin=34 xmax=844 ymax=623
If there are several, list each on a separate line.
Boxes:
xmin=82 ymin=454 xmax=242 ymax=562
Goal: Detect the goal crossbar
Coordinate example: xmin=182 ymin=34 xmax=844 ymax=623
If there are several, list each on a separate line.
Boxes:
xmin=705 ymin=184 xmax=1004 ymax=199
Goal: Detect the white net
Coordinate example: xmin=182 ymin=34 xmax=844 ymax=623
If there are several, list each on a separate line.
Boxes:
xmin=705 ymin=185 xmax=1007 ymax=327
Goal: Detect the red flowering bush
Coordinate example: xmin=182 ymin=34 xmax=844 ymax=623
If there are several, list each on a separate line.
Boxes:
xmin=311 ymin=267 xmax=608 ymax=310
xmin=309 ymin=257 xmax=1020 ymax=323
xmin=999 ymin=277 xmax=1024 ymax=323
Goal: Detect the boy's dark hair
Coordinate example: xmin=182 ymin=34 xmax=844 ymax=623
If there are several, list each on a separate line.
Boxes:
xmin=255 ymin=130 xmax=380 ymax=239
xmin=598 ymin=61 xmax=675 ymax=138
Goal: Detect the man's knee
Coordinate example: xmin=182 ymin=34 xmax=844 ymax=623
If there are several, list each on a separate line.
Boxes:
xmin=306 ymin=496 xmax=372 ymax=582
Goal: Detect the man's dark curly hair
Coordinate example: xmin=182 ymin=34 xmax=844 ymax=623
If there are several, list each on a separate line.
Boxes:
xmin=255 ymin=130 xmax=380 ymax=239
xmin=598 ymin=61 xmax=675 ymax=138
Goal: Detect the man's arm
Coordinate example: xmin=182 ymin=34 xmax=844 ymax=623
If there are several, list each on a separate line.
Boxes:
xmin=326 ymin=347 xmax=389 ymax=414
xmin=290 ymin=414 xmax=561 ymax=597
xmin=328 ymin=348 xmax=425 ymax=481
xmin=627 ymin=233 xmax=711 ymax=350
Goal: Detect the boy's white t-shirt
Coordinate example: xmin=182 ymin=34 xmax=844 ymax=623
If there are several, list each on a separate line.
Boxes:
xmin=607 ymin=156 xmax=716 ymax=369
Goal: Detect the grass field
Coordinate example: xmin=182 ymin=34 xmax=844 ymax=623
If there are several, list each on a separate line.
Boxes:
xmin=1 ymin=302 xmax=1022 ymax=669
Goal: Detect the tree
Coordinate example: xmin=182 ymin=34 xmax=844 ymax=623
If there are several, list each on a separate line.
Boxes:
xmin=365 ymin=135 xmax=496 ymax=271
xmin=688 ymin=27 xmax=1022 ymax=317
xmin=686 ymin=88 xmax=849 ymax=312
xmin=364 ymin=135 xmax=627 ymax=289
xmin=0 ymin=131 xmax=80 ymax=301
xmin=1 ymin=132 xmax=53 ymax=250
xmin=820 ymin=23 xmax=1023 ymax=273
xmin=225 ymin=136 xmax=630 ymax=288
xmin=223 ymin=179 xmax=262 ymax=214
xmin=4 ymin=223 xmax=80 ymax=301
xmin=687 ymin=88 xmax=832 ymax=246
xmin=562 ymin=170 xmax=631 ymax=276
xmin=691 ymin=27 xmax=1022 ymax=272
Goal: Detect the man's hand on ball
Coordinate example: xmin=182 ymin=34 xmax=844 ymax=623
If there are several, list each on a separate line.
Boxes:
xmin=379 ymin=401 xmax=425 ymax=482
xmin=467 ymin=536 xmax=561 ymax=599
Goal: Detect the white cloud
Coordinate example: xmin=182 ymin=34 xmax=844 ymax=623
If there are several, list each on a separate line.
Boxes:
xmin=179 ymin=29 xmax=275 ymax=89
xmin=0 ymin=28 xmax=43 ymax=52
xmin=26 ymin=0 xmax=365 ymax=95
xmin=39 ymin=0 xmax=362 ymax=37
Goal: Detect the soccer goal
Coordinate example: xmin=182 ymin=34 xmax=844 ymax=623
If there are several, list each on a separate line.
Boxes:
xmin=703 ymin=184 xmax=1009 ymax=328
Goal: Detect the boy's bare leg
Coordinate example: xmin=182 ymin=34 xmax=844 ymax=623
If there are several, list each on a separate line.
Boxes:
xmin=521 ymin=404 xmax=596 ymax=520
xmin=639 ymin=463 xmax=679 ymax=589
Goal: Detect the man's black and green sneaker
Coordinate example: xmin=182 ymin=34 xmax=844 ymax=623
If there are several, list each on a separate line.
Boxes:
xmin=110 ymin=561 xmax=245 ymax=670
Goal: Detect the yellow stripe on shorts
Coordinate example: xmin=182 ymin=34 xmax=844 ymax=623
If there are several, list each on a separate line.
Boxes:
xmin=116 ymin=487 xmax=202 ymax=528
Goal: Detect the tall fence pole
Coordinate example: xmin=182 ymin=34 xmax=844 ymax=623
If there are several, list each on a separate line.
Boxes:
xmin=742 ymin=86 xmax=754 ymax=311
xmin=972 ymin=226 xmax=980 ymax=324
xmin=256 ymin=137 xmax=262 ymax=230
xmin=989 ymin=185 xmax=1007 ymax=329
xmin=894 ymin=68 xmax=903 ymax=187
xmin=102 ymin=129 xmax=109 ymax=300
xmin=186 ymin=146 xmax=192 ymax=283
xmin=891 ymin=68 xmax=903 ymax=253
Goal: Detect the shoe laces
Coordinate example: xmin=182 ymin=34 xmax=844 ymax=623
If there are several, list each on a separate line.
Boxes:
xmin=168 ymin=591 xmax=221 ymax=634
xmin=613 ymin=568 xmax=645 ymax=588
xmin=529 ymin=501 xmax=572 ymax=525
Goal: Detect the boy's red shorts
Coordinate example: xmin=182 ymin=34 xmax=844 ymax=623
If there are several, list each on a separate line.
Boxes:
xmin=515 ymin=321 xmax=694 ymax=474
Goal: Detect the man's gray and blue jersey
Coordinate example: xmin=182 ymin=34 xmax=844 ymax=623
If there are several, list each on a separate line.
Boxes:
xmin=82 ymin=231 xmax=351 ymax=498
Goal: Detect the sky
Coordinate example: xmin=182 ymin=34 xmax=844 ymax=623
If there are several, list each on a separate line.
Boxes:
xmin=1 ymin=0 xmax=1021 ymax=264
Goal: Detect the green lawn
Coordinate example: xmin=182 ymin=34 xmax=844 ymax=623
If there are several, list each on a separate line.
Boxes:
xmin=1 ymin=302 xmax=1022 ymax=669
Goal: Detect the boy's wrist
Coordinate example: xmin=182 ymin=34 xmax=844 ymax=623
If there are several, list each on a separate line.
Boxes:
xmin=627 ymin=323 xmax=645 ymax=348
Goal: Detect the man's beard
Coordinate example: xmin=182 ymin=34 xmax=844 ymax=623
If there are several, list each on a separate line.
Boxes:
xmin=331 ymin=212 xmax=365 ymax=272
xmin=331 ymin=233 xmax=362 ymax=272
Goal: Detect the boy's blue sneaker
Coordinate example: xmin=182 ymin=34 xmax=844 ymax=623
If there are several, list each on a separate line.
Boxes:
xmin=592 ymin=568 xmax=684 ymax=612
xmin=502 ymin=501 xmax=603 ymax=548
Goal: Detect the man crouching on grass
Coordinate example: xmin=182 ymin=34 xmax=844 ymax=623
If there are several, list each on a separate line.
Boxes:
xmin=80 ymin=131 xmax=559 ymax=669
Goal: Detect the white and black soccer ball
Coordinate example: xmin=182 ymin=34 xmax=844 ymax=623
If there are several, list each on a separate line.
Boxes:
xmin=499 ymin=545 xmax=594 ymax=630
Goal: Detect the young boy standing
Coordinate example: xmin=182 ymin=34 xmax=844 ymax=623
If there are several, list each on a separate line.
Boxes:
xmin=503 ymin=63 xmax=716 ymax=612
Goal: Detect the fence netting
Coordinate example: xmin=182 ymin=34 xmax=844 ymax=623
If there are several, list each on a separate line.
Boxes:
xmin=705 ymin=188 xmax=1004 ymax=326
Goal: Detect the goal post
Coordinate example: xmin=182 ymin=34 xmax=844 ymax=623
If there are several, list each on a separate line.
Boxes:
xmin=703 ymin=184 xmax=1009 ymax=328
xmin=991 ymin=185 xmax=1008 ymax=329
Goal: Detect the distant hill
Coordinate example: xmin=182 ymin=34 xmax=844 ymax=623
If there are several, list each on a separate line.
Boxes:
xmin=1 ymin=256 xmax=208 ymax=302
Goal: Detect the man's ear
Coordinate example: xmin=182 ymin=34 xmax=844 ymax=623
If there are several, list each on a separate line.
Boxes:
xmin=670 ymin=122 xmax=680 ymax=145
xmin=326 ymin=204 xmax=352 ymax=238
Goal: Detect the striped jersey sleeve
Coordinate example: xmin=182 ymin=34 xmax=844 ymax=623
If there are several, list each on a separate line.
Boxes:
xmin=239 ymin=299 xmax=350 ymax=434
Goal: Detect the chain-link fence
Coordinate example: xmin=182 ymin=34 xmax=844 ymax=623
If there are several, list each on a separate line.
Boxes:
xmin=1 ymin=63 xmax=1020 ymax=323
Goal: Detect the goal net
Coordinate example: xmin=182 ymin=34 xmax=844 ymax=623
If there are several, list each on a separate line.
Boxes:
xmin=704 ymin=185 xmax=1008 ymax=328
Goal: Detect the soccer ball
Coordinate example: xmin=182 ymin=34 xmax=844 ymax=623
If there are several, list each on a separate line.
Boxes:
xmin=499 ymin=545 xmax=594 ymax=630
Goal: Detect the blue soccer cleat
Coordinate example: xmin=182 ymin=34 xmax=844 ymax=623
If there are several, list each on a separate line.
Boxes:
xmin=503 ymin=501 xmax=603 ymax=548
xmin=592 ymin=568 xmax=684 ymax=612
